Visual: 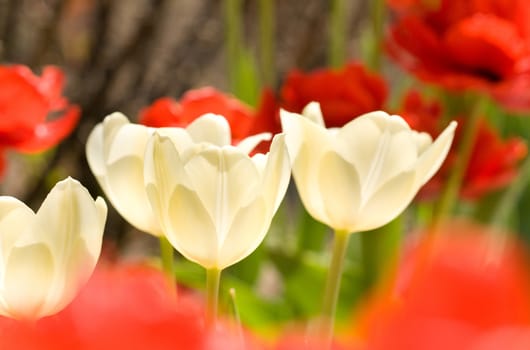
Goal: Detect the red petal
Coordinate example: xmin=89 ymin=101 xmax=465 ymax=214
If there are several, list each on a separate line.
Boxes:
xmin=13 ymin=105 xmax=80 ymax=153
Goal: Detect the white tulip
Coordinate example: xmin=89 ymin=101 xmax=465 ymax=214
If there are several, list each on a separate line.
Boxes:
xmin=0 ymin=177 xmax=107 ymax=319
xmin=86 ymin=112 xmax=162 ymax=235
xmin=144 ymin=114 xmax=291 ymax=270
xmin=86 ymin=113 xmax=272 ymax=236
xmin=280 ymin=103 xmax=457 ymax=233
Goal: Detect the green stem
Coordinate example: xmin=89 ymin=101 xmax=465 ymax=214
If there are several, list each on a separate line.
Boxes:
xmin=367 ymin=0 xmax=385 ymax=70
xmin=259 ymin=0 xmax=275 ymax=87
xmin=432 ymin=99 xmax=484 ymax=228
xmin=224 ymin=0 xmax=242 ymax=94
xmin=328 ymin=0 xmax=347 ymax=67
xmin=206 ymin=267 xmax=222 ymax=327
xmin=158 ymin=236 xmax=175 ymax=281
xmin=320 ymin=230 xmax=351 ymax=341
xmin=490 ymin=154 xmax=530 ymax=229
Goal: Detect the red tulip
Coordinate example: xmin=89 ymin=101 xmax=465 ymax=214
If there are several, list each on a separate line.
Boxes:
xmin=356 ymin=222 xmax=530 ymax=350
xmin=280 ymin=62 xmax=388 ymax=127
xmin=139 ymin=87 xmax=255 ymax=142
xmin=387 ymin=0 xmax=530 ymax=111
xmin=399 ymin=90 xmax=527 ymax=200
xmin=0 ymin=65 xmax=80 ymax=174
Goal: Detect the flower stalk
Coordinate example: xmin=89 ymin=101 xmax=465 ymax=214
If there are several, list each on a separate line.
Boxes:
xmin=259 ymin=0 xmax=275 ymax=87
xmin=319 ymin=229 xmax=351 ymax=341
xmin=206 ymin=267 xmax=222 ymax=327
xmin=159 ymin=236 xmax=175 ymax=282
xmin=329 ymin=0 xmax=347 ymax=67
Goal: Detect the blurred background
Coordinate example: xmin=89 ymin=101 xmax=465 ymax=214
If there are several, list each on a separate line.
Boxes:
xmin=0 ymin=0 xmax=373 ymax=248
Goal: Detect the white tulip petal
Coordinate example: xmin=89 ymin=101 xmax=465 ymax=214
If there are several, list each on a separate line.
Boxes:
xmin=145 ymin=133 xmax=197 ymax=237
xmin=86 ymin=113 xmax=159 ymax=235
xmin=281 ymin=110 xmax=331 ymax=220
xmin=85 ymin=123 xmax=106 ymax=177
xmin=0 ymin=178 xmax=106 ymax=320
xmin=184 ymin=147 xmax=261 ymax=244
xmin=42 ymin=237 xmax=92 ymax=318
xmin=301 ymin=102 xmax=325 ymax=126
xmin=358 ymin=111 xmax=411 ymax=132
xmin=413 ymin=131 xmax=433 ymax=153
xmin=104 ymin=158 xmax=160 ymax=234
xmin=251 ymin=153 xmax=267 ymax=174
xmin=106 ymin=125 xmax=151 ymax=165
xmin=157 ymin=127 xmax=194 ymax=154
xmin=186 ymin=114 xmax=231 ymax=146
xmin=280 ymin=109 xmax=309 ymax=160
xmin=34 ymin=178 xmax=105 ymax=263
xmin=100 ymin=112 xmax=131 ymax=158
xmin=415 ymin=121 xmax=457 ymax=186
xmin=3 ymin=243 xmax=54 ymax=319
xmin=261 ymin=134 xmax=291 ymax=214
xmin=166 ymin=185 xmax=218 ymax=269
xmin=218 ymin=198 xmax=267 ymax=269
xmin=363 ymin=130 xmax=420 ymax=196
xmin=336 ymin=116 xmax=383 ymax=179
xmin=357 ymin=170 xmax=416 ymax=232
xmin=0 ymin=198 xmax=34 ymax=260
xmin=236 ymin=132 xmax=272 ymax=154
xmin=317 ymin=151 xmax=361 ymax=231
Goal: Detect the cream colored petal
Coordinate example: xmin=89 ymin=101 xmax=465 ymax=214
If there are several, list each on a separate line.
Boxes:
xmin=85 ymin=123 xmax=106 ymax=178
xmin=414 ymin=121 xmax=457 ymax=186
xmin=86 ymin=113 xmax=156 ymax=234
xmin=260 ymin=134 xmax=291 ymax=214
xmin=0 ymin=197 xmax=34 ymax=261
xmin=317 ymin=151 xmax=361 ymax=232
xmin=186 ymin=114 xmax=231 ymax=146
xmin=100 ymin=112 xmax=131 ymax=153
xmin=157 ymin=127 xmax=194 ymax=154
xmin=281 ymin=109 xmax=331 ymax=221
xmin=183 ymin=147 xmax=261 ymax=245
xmin=218 ymin=198 xmax=267 ymax=269
xmin=362 ymin=130 xmax=420 ymax=197
xmin=413 ymin=131 xmax=433 ymax=154
xmin=104 ymin=157 xmax=159 ymax=234
xmin=144 ymin=134 xmax=194 ymax=236
xmin=34 ymin=177 xmax=105 ymax=267
xmin=336 ymin=113 xmax=418 ymax=183
xmin=87 ymin=112 xmax=131 ymax=176
xmin=301 ymin=102 xmax=325 ymax=126
xmin=359 ymin=111 xmax=411 ymax=133
xmin=106 ymin=123 xmax=151 ymax=164
xmin=166 ymin=185 xmax=218 ymax=269
xmin=280 ymin=109 xmax=307 ymax=160
xmin=356 ymin=170 xmax=416 ymax=232
xmin=335 ymin=116 xmax=382 ymax=180
xmin=251 ymin=153 xmax=267 ymax=173
xmin=236 ymin=132 xmax=272 ymax=154
xmin=2 ymin=243 xmax=54 ymax=319
xmin=41 ymin=238 xmax=92 ymax=318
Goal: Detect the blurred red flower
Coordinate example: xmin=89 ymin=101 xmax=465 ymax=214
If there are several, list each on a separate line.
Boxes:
xmin=139 ymin=87 xmax=255 ymax=142
xmin=399 ymin=90 xmax=527 ymax=200
xmin=387 ymin=0 xmax=530 ymax=111
xmin=0 ymin=262 xmax=259 ymax=350
xmin=139 ymin=87 xmax=282 ymax=156
xmin=280 ymin=62 xmax=388 ymax=127
xmin=0 ymin=65 xmax=80 ymax=174
xmin=356 ymin=221 xmax=530 ymax=350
